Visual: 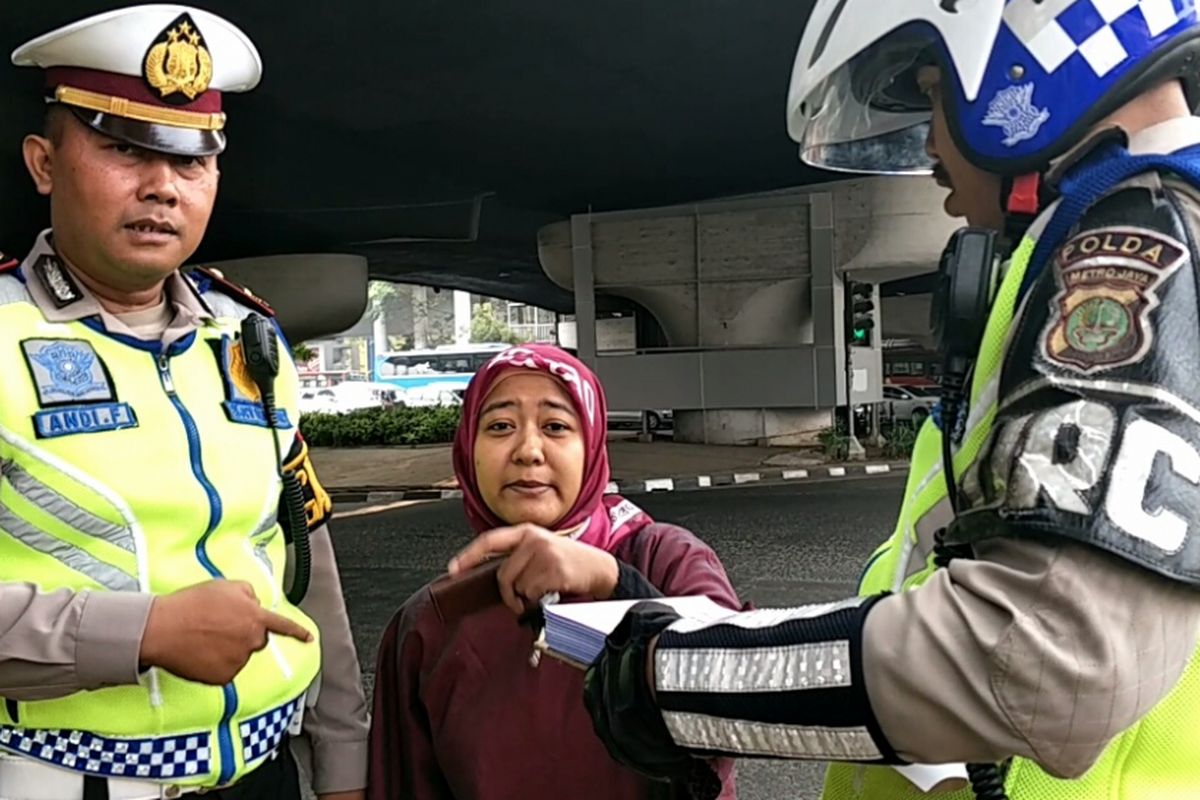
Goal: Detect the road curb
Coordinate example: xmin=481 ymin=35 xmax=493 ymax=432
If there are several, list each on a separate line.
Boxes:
xmin=328 ymin=462 xmax=908 ymax=504
xmin=608 ymin=461 xmax=908 ymax=496
xmin=328 ymin=488 xmax=464 ymax=504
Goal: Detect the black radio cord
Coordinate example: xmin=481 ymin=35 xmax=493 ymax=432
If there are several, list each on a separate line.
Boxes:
xmin=934 ymin=367 xmax=1010 ymax=800
xmin=241 ymin=313 xmax=312 ymax=605
xmin=262 ymin=387 xmax=312 ymax=605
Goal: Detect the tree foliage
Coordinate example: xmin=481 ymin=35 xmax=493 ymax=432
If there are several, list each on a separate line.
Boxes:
xmin=470 ymin=302 xmax=522 ymax=345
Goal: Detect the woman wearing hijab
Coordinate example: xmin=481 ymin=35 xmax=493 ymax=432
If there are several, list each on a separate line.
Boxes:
xmin=367 ymin=344 xmax=741 ymax=800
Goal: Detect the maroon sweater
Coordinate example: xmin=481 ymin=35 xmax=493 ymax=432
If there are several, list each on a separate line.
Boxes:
xmin=367 ymin=523 xmax=742 ymax=800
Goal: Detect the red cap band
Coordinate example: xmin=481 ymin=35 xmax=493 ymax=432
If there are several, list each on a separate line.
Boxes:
xmin=45 ymin=67 xmax=222 ymax=114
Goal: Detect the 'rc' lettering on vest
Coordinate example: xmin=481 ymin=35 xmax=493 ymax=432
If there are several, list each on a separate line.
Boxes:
xmin=982 ymin=399 xmax=1200 ymax=552
xmin=999 ymin=400 xmax=1116 ymax=515
xmin=1106 ymin=418 xmax=1200 ymax=552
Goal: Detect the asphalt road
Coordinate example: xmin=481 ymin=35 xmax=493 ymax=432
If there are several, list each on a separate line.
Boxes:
xmin=330 ymin=474 xmax=907 ymax=800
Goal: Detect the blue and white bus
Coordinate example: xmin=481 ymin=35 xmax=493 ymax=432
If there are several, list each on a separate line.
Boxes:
xmin=372 ymin=343 xmax=514 ymax=396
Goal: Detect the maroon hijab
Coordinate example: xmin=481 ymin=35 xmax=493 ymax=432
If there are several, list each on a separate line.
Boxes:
xmin=452 ymin=344 xmax=652 ymax=553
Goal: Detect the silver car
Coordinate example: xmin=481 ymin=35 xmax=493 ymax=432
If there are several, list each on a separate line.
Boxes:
xmin=881 ymin=385 xmax=939 ymax=425
xmin=606 ymin=409 xmax=672 ymax=431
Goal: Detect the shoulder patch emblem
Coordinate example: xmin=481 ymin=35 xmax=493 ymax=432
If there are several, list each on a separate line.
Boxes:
xmin=22 ymin=339 xmax=115 ymax=405
xmin=1041 ymin=226 xmax=1188 ymax=374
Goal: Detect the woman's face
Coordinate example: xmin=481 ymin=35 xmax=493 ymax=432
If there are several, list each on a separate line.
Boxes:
xmin=473 ymin=372 xmax=586 ymax=528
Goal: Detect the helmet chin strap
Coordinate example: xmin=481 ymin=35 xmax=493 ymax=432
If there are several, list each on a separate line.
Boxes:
xmin=999 ymin=172 xmax=1046 ymax=253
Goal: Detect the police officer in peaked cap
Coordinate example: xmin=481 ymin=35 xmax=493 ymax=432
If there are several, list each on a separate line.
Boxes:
xmin=0 ymin=7 xmax=368 ymax=800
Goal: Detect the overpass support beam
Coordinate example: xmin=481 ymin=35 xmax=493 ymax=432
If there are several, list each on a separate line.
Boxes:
xmin=570 ymin=214 xmax=598 ymax=366
xmin=538 ymin=177 xmax=958 ymax=445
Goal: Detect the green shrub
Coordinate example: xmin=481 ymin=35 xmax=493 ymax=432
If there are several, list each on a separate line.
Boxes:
xmin=883 ymin=421 xmax=919 ymax=460
xmin=299 ymin=405 xmax=462 ymax=447
xmin=818 ymin=426 xmax=850 ymax=462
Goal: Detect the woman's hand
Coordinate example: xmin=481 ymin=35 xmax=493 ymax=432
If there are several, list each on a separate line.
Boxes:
xmin=448 ymin=523 xmax=620 ymax=614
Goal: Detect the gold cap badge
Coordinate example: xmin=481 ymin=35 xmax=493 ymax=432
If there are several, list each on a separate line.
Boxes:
xmin=143 ymin=13 xmax=213 ymax=103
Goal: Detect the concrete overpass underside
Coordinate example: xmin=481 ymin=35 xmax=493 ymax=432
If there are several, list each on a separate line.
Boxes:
xmin=0 ymin=0 xmax=835 ymax=325
xmin=0 ymin=2 xmax=955 ymax=428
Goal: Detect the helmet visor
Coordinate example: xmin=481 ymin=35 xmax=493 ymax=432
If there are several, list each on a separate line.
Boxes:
xmin=796 ymin=39 xmax=936 ymax=175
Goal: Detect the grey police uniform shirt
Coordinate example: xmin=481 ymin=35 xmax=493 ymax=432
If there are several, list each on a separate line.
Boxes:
xmin=865 ymin=116 xmax=1200 ymax=779
xmin=0 ymin=258 xmax=370 ymax=795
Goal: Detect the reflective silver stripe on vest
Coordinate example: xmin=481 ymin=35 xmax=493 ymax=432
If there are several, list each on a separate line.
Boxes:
xmin=662 ymin=711 xmax=882 ymax=760
xmin=245 ymin=506 xmax=282 ymax=582
xmin=4 ymin=464 xmax=134 ymax=552
xmin=899 ymin=370 xmax=1004 ymax=586
xmin=0 ymin=505 xmax=136 ymax=591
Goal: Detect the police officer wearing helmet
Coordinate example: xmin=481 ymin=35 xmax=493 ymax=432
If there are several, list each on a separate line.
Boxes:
xmin=574 ymin=1 xmax=1200 ymax=798
xmin=0 ymin=6 xmax=367 ymax=800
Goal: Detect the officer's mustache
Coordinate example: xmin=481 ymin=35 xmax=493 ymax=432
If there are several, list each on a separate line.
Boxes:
xmin=932 ymin=162 xmax=952 ymax=189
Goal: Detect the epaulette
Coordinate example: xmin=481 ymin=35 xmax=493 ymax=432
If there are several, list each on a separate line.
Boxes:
xmin=191 ymin=265 xmax=274 ymax=317
xmin=0 ymin=252 xmax=18 ymax=272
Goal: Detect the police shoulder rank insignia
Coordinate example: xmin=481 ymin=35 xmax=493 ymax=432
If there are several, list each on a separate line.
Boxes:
xmin=193 ymin=266 xmax=274 ymax=317
xmin=31 ymin=255 xmax=82 ymax=308
xmin=20 ymin=339 xmax=137 ymax=438
xmin=1041 ymin=226 xmax=1188 ymax=374
xmin=143 ymin=12 xmax=213 ymax=103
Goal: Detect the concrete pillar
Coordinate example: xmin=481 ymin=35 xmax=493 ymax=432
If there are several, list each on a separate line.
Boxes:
xmin=570 ymin=214 xmax=598 ymax=367
xmin=453 ymin=290 xmax=472 ymax=345
xmin=412 ymin=285 xmax=429 ymax=350
xmin=372 ymin=314 xmax=389 ymax=364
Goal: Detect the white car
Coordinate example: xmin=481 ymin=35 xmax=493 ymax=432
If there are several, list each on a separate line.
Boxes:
xmin=606 ymin=409 xmax=672 ymax=431
xmin=403 ymin=387 xmax=464 ymax=408
xmin=299 ymin=381 xmax=402 ymax=415
xmin=881 ymin=385 xmax=939 ymax=426
xmin=298 ymin=387 xmax=340 ymax=416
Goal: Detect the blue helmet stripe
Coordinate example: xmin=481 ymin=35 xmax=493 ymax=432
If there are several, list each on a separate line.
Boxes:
xmin=951 ymin=0 xmax=1199 ymax=168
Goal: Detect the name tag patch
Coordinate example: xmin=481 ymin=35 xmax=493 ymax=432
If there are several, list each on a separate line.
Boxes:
xmin=223 ymin=400 xmax=291 ymax=429
xmin=21 ymin=339 xmax=115 ymax=406
xmin=216 ymin=337 xmax=293 ymax=429
xmin=34 ymin=403 xmax=138 ymax=439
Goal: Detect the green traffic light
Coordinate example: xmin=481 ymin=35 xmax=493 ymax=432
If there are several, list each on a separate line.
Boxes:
xmin=853 ymin=328 xmax=867 ymax=342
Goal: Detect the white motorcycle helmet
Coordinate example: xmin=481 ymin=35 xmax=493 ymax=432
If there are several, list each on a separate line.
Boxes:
xmin=787 ymin=0 xmax=1200 ymax=177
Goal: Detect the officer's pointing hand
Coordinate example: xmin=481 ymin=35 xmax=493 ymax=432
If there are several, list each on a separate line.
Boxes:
xmin=139 ymin=580 xmax=313 ymax=686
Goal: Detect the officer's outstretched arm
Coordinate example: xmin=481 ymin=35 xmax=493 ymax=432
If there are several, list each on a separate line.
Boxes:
xmin=0 ymin=582 xmax=151 ymax=701
xmin=585 ymin=181 xmax=1200 ymax=782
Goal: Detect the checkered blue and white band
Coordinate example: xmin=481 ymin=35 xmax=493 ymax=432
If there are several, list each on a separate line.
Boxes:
xmin=0 ymin=694 xmax=303 ymax=783
xmin=958 ymin=0 xmax=1196 ymax=163
xmin=1004 ymin=0 xmax=1188 ymax=79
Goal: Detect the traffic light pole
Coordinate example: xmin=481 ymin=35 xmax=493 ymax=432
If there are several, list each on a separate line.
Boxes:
xmin=843 ymin=274 xmax=866 ymax=460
